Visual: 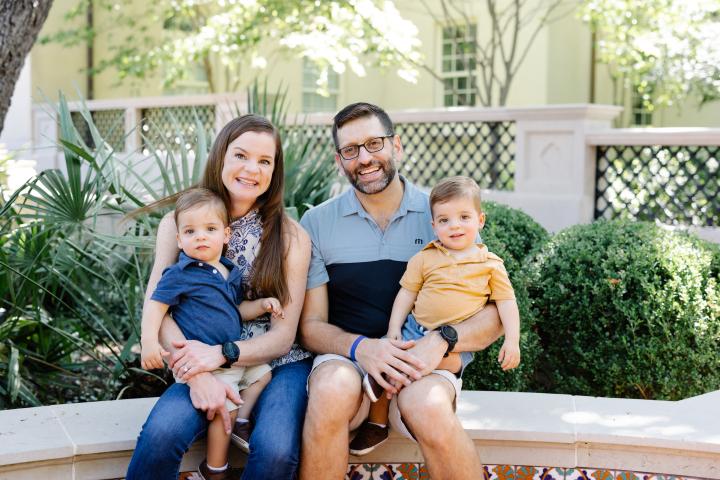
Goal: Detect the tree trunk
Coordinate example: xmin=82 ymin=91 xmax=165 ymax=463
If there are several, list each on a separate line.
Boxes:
xmin=0 ymin=0 xmax=54 ymax=135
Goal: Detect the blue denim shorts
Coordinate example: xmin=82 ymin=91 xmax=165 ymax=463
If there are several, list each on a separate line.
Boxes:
xmin=402 ymin=314 xmax=474 ymax=377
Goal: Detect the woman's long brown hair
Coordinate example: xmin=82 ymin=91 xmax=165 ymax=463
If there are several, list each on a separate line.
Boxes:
xmin=131 ymin=114 xmax=289 ymax=304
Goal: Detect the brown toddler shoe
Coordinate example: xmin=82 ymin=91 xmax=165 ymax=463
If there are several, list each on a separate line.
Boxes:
xmin=349 ymin=421 xmax=389 ymax=456
xmin=230 ymin=420 xmax=251 ymax=453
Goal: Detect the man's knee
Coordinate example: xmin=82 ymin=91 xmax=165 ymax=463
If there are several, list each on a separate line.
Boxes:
xmin=397 ymin=378 xmax=457 ymax=445
xmin=306 ymin=361 xmax=362 ymax=421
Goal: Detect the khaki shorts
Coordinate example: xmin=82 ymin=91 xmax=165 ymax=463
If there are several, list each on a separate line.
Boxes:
xmin=177 ymin=364 xmax=272 ymax=412
xmin=307 ymin=354 xmax=461 ymax=441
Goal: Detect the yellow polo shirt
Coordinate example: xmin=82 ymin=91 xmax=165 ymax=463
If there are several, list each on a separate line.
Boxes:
xmin=399 ymin=241 xmax=515 ymax=330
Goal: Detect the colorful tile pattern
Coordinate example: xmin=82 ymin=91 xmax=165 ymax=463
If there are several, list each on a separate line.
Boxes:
xmin=172 ymin=465 xmax=710 ymax=480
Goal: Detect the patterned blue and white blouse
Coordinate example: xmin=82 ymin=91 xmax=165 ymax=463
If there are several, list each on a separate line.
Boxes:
xmin=225 ymin=209 xmax=312 ymax=368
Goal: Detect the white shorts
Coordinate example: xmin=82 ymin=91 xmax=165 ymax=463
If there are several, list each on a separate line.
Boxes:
xmin=307 ymin=353 xmax=461 ymax=441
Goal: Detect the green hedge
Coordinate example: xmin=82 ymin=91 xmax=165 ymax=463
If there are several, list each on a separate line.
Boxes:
xmin=462 ymin=202 xmax=548 ymax=392
xmin=481 ymin=201 xmax=550 ymax=263
xmin=529 ymin=220 xmax=720 ymax=400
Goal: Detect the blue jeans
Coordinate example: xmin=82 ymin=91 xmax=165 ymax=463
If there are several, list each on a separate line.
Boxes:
xmin=126 ymin=357 xmax=312 ymax=480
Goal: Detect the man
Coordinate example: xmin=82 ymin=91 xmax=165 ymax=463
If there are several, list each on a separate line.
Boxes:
xmin=298 ymin=102 xmax=503 ymax=480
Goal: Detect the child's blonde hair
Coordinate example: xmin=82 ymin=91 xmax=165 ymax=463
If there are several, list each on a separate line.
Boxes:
xmin=174 ymin=187 xmax=229 ymax=228
xmin=430 ymin=176 xmax=482 ymax=218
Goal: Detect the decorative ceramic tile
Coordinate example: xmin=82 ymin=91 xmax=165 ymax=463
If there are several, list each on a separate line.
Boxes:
xmin=514 ymin=465 xmax=538 ymax=480
xmin=415 ymin=464 xmax=430 ymax=480
xmin=395 ymin=463 xmax=430 ymax=480
xmin=616 ymin=471 xmax=642 ymax=480
xmin=493 ymin=464 xmax=516 ymax=480
xmin=346 ymin=463 xmax=424 ymax=479
xmin=482 ymin=464 xmax=496 ymax=480
xmin=656 ymin=475 xmax=686 ymax=480
xmin=591 ymin=470 xmax=615 ymax=480
xmin=565 ymin=468 xmax=595 ymax=480
xmin=516 ymin=465 xmax=566 ymax=480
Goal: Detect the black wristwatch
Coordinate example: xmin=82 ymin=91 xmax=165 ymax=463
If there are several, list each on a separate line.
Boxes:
xmin=438 ymin=325 xmax=458 ymax=357
xmin=221 ymin=341 xmax=240 ymax=368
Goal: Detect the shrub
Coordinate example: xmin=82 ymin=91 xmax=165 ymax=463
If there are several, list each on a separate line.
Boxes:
xmin=529 ymin=220 xmax=720 ymax=400
xmin=481 ymin=200 xmax=550 ymax=263
xmin=463 ymin=202 xmax=549 ymax=391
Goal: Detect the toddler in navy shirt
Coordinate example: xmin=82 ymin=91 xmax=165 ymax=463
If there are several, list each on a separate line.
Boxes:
xmin=140 ymin=188 xmax=283 ymax=479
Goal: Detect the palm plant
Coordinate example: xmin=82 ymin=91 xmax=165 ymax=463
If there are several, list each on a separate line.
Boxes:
xmin=0 ymin=85 xmax=336 ymax=407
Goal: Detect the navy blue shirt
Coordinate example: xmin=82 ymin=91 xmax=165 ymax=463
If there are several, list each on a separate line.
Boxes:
xmin=151 ymin=252 xmax=243 ymax=345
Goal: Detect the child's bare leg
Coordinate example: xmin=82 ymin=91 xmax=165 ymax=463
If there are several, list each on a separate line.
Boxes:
xmin=236 ymin=371 xmax=271 ymax=420
xmin=207 ymin=409 xmax=238 ymax=468
xmin=367 ymin=395 xmax=390 ymax=425
xmin=437 ymin=352 xmax=462 ymax=373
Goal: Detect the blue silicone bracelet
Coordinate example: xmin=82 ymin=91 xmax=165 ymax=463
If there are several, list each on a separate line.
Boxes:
xmin=349 ymin=335 xmax=367 ymax=362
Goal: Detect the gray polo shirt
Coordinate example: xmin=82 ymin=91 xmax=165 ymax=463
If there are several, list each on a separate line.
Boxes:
xmin=300 ymin=177 xmax=435 ymax=338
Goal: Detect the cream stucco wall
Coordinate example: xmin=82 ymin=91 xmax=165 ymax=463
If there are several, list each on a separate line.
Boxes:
xmin=29 ymin=0 xmax=720 ymax=126
xmin=32 ymin=0 xmax=87 ymax=102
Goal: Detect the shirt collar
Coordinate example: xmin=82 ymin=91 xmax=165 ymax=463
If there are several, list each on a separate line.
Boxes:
xmin=176 ymin=252 xmax=197 ymax=269
xmin=176 ymin=252 xmax=238 ymax=275
xmin=339 ymin=175 xmax=428 ymax=218
xmin=424 ymin=240 xmax=489 ymax=261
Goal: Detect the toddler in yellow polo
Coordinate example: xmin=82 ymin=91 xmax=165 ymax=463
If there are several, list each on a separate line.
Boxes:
xmin=349 ymin=175 xmax=521 ymax=456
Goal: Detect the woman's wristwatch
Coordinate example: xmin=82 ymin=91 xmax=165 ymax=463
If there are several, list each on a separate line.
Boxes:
xmin=221 ymin=341 xmax=240 ymax=368
xmin=438 ymin=325 xmax=458 ymax=357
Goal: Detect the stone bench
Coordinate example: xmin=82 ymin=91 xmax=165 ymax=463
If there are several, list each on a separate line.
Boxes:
xmin=1 ymin=390 xmax=719 ymax=479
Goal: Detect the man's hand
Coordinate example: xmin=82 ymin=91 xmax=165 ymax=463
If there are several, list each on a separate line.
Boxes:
xmin=187 ymin=373 xmax=243 ymax=434
xmin=170 ymin=340 xmax=224 ymax=381
xmin=355 ymin=337 xmax=425 ymax=394
xmin=385 ymin=331 xmax=448 ymax=395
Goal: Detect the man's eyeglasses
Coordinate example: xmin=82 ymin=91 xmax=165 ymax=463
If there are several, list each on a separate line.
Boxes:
xmin=336 ymin=135 xmax=394 ymax=161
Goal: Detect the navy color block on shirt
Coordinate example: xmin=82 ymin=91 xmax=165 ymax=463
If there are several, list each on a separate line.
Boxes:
xmin=151 ymin=252 xmax=244 ymax=345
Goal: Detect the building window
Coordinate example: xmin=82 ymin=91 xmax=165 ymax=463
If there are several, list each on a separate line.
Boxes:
xmin=442 ymin=24 xmax=477 ymax=107
xmin=302 ymin=60 xmax=339 ymax=113
xmin=631 ymin=92 xmax=653 ymax=126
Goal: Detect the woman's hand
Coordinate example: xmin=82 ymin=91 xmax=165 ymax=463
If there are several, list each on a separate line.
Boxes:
xmin=170 ymin=340 xmax=224 ymax=381
xmin=187 ymin=372 xmax=243 ymax=434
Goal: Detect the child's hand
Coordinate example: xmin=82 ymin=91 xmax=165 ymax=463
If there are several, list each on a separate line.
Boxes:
xmin=262 ymin=297 xmax=285 ymax=319
xmin=498 ymin=339 xmax=521 ymax=371
xmin=141 ymin=339 xmax=169 ymax=370
xmin=386 ymin=328 xmax=402 ymax=341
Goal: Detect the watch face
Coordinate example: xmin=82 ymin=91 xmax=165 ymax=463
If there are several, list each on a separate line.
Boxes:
xmin=441 ymin=325 xmax=458 ymax=342
xmin=223 ymin=342 xmax=239 ymax=360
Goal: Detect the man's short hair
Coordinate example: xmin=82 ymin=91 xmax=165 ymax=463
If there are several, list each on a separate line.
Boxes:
xmin=174 ymin=187 xmax=229 ymax=228
xmin=332 ymin=102 xmax=394 ymax=149
xmin=430 ymin=176 xmax=483 ymax=217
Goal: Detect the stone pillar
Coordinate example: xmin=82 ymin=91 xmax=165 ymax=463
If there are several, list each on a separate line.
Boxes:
xmin=487 ymin=104 xmax=623 ymax=232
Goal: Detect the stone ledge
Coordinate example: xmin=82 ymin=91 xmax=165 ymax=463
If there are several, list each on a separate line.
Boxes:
xmin=0 ymin=391 xmax=718 ymax=479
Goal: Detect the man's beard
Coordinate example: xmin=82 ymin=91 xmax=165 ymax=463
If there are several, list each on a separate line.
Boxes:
xmin=344 ymin=155 xmax=398 ymax=195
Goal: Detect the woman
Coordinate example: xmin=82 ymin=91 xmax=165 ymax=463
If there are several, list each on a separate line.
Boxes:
xmin=126 ymin=115 xmax=312 ymax=480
